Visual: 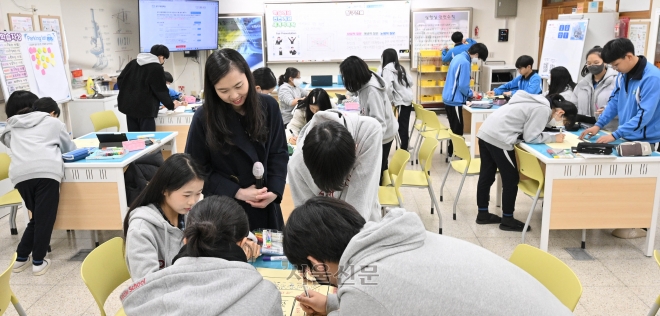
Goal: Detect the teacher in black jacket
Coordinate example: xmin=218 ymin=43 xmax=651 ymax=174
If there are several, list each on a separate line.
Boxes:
xmin=117 ymin=44 xmax=184 ymax=131
xmin=185 ymin=49 xmax=288 ymax=230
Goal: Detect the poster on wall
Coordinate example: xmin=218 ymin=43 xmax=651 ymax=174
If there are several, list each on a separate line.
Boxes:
xmin=628 ymin=22 xmax=650 ymax=57
xmin=218 ymin=15 xmax=264 ymax=70
xmin=39 ymin=15 xmax=66 ymax=62
xmin=411 ymin=9 xmax=472 ymax=69
xmin=7 ymin=14 xmax=34 ymax=32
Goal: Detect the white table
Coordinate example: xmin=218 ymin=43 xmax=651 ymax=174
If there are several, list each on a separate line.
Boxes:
xmin=463 ymin=105 xmax=501 ymax=158
xmin=519 ymin=133 xmax=660 ymax=257
xmin=156 ymin=109 xmax=196 ymax=155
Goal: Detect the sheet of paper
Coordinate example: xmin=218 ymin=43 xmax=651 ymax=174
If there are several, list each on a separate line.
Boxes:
xmin=257 ymin=268 xmax=332 ymax=316
xmin=545 ymin=133 xmax=581 ymax=149
xmin=73 ymin=139 xmax=99 ymax=148
xmin=174 ymin=106 xmax=186 ymax=113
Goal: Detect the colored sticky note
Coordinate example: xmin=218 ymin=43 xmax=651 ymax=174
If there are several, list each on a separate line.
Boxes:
xmin=41 ymin=69 xmax=46 ymax=75
xmin=47 ymin=47 xmax=52 ymax=54
xmin=35 ymin=64 xmax=39 ymax=70
xmin=43 ymin=63 xmax=48 ymax=69
xmin=37 ymin=48 xmax=42 ymax=54
xmin=31 ymin=55 xmax=36 ymax=61
xmin=50 ymin=53 xmax=54 ymax=58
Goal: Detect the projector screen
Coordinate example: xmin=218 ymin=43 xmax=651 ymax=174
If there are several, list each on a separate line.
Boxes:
xmin=139 ymin=0 xmax=219 ymax=52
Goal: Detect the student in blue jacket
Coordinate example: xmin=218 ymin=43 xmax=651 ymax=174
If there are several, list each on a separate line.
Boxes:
xmin=488 ymin=55 xmax=542 ymax=97
xmin=441 ymin=32 xmax=477 ymax=63
xmin=442 ymin=43 xmax=489 ymax=157
xmin=580 ymin=38 xmax=660 ymax=239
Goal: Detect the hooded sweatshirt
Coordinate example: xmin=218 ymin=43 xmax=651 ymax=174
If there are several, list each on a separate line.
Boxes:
xmin=288 ymin=110 xmax=382 ymax=222
xmin=120 ymin=257 xmax=283 ymax=316
xmin=477 ymin=91 xmax=557 ymax=151
xmin=117 ymin=53 xmax=175 ymax=118
xmin=381 ymin=63 xmax=413 ymax=106
xmin=356 ymin=73 xmax=398 ymax=144
xmin=0 ymin=112 xmax=76 ymax=184
xmin=574 ymin=67 xmax=619 ymax=131
xmin=278 ymin=82 xmax=308 ymax=124
xmin=125 ymin=204 xmax=184 ymax=281
xmin=325 ymin=208 xmax=573 ymax=316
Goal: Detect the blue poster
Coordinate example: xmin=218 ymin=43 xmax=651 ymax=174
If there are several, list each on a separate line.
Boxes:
xmin=218 ymin=16 xmax=264 ymax=70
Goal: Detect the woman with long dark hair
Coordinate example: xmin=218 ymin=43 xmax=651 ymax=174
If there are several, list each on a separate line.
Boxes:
xmin=380 ymin=48 xmax=413 ymax=150
xmin=285 ymin=88 xmax=334 ymax=144
xmin=185 ymin=48 xmax=288 ymax=231
xmin=547 ymin=66 xmax=577 ymax=103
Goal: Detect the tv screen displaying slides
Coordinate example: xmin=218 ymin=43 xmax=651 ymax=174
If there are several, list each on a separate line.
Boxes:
xmin=139 ymin=0 xmax=219 ymax=52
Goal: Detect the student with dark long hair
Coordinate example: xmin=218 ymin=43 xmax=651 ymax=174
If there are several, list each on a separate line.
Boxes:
xmin=277 ymin=67 xmax=307 ymax=124
xmin=340 ymin=55 xmax=398 ymax=177
xmin=4 ymin=90 xmax=38 ymax=118
xmin=381 ymin=48 xmax=413 ymax=150
xmin=547 ymin=66 xmax=577 ymax=103
xmin=185 ymin=48 xmax=288 ymax=231
xmin=121 ymin=196 xmax=283 ymax=315
xmin=285 ymin=88 xmax=335 ymax=144
xmin=123 ymin=153 xmax=205 ymax=281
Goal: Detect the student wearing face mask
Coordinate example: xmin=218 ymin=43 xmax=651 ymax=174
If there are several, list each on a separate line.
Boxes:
xmin=278 ymin=67 xmax=308 ymax=125
xmin=488 ymin=55 xmax=542 ymax=97
xmin=252 ymin=67 xmax=277 ymax=95
xmin=573 ymin=46 xmax=619 ymax=131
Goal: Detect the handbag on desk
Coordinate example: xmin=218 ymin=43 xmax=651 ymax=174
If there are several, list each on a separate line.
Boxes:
xmin=572 ymin=142 xmax=614 ymax=155
xmin=617 ymin=142 xmax=653 ymax=157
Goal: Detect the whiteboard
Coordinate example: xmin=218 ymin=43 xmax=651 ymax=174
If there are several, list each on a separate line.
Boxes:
xmin=411 ymin=9 xmax=472 ymax=69
xmin=539 ymin=19 xmax=590 ymax=82
xmin=619 ymin=0 xmax=651 ymax=12
xmin=264 ymin=1 xmax=410 ymax=63
xmin=0 ymin=31 xmax=71 ymax=104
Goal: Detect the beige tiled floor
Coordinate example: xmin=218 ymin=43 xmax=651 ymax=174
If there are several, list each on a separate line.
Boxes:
xmin=1 ymin=112 xmax=660 ymax=315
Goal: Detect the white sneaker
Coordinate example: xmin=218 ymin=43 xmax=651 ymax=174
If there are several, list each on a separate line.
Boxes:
xmin=611 ymin=228 xmax=647 ymax=239
xmin=12 ymin=256 xmax=31 ymax=273
xmin=32 ymin=259 xmax=51 ymax=276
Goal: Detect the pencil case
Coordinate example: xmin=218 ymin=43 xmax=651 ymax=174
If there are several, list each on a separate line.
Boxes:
xmin=573 ymin=142 xmax=614 ymax=155
xmin=62 ymin=148 xmax=94 ymax=162
xmin=617 ymin=142 xmax=653 ymax=157
xmin=122 ymin=140 xmax=146 ymax=152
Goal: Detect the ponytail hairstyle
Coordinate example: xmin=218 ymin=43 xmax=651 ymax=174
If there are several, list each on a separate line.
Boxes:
xmin=183 ymin=196 xmax=250 ymax=257
xmin=32 ymin=97 xmax=61 ymax=117
xmin=123 ymin=153 xmax=206 ymax=237
xmin=380 ymin=48 xmax=410 ymax=88
xmin=278 ymin=67 xmax=300 ymax=86
xmin=301 ymin=88 xmax=332 ymax=123
xmin=546 ymin=93 xmax=578 ymax=123
xmin=548 ymin=66 xmax=576 ymax=96
xmin=581 ymin=46 xmax=604 ymax=77
xmin=5 ymin=90 xmax=38 ymax=118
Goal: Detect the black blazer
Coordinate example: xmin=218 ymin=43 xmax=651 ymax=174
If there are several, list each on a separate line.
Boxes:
xmin=117 ymin=59 xmax=174 ymax=118
xmin=185 ymin=94 xmax=288 ymax=230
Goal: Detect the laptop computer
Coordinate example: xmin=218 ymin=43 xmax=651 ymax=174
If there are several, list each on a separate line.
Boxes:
xmin=311 ymin=75 xmax=332 ymax=87
xmin=96 ymin=133 xmax=128 ymax=148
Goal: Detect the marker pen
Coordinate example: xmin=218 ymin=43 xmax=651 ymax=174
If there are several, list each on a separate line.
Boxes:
xmin=263 ymin=256 xmax=288 ymax=261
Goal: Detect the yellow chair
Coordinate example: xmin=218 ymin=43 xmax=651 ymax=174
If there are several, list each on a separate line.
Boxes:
xmin=509 ymin=244 xmax=582 ymax=311
xmin=379 ymin=149 xmax=410 ymax=214
xmin=413 ymin=109 xmax=450 ymax=165
xmin=90 ymin=110 xmax=121 ymax=132
xmin=515 ymin=145 xmax=545 ymax=244
xmin=369 ymin=67 xmax=379 ymax=73
xmin=0 ymin=253 xmax=27 ymax=316
xmin=440 ymin=130 xmax=480 ymax=220
xmin=81 ymin=237 xmax=130 ymax=316
xmin=408 ymin=103 xmax=431 ymax=160
xmin=0 ymin=154 xmax=24 ymax=236
xmin=649 ymin=250 xmax=660 ymax=315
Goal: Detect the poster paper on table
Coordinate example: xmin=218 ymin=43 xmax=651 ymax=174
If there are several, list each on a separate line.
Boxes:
xmin=411 ymin=9 xmax=472 ymax=69
xmin=539 ymin=19 xmax=590 ymax=82
xmin=0 ymin=32 xmax=72 ymax=103
xmin=218 ymin=15 xmax=264 ymax=71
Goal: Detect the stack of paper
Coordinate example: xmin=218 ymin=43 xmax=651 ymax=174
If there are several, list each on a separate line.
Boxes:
xmin=257 ymin=268 xmax=333 ymax=316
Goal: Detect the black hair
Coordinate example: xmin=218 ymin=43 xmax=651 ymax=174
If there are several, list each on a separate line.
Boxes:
xmin=340 ymin=56 xmax=372 ymax=93
xmin=164 ymin=71 xmax=174 ymax=84
xmin=32 ymin=97 xmax=61 ymax=117
xmin=601 ymin=38 xmax=635 ymax=64
xmin=123 ymin=153 xmax=205 ymax=237
xmin=301 ymin=88 xmax=332 ymax=123
xmin=150 ymin=44 xmax=170 ymax=59
xmin=278 ymin=67 xmax=300 ymax=86
xmin=515 ymin=55 xmax=534 ymax=69
xmin=252 ymin=67 xmax=277 ymax=90
xmin=302 ymin=120 xmax=356 ymax=192
xmin=548 ymin=66 xmax=576 ymax=96
xmin=283 ymin=196 xmax=366 ymax=270
xmin=581 ymin=46 xmax=604 ymax=77
xmin=5 ymin=90 xmax=38 ymax=118
xmin=467 ymin=43 xmax=489 ymax=62
xmin=203 ymin=49 xmax=268 ymax=151
xmin=546 ymin=94 xmax=578 ymax=122
xmin=451 ymin=31 xmax=464 ymax=44
xmin=381 ymin=48 xmax=410 ymax=88
xmin=184 ymin=196 xmax=249 ymax=257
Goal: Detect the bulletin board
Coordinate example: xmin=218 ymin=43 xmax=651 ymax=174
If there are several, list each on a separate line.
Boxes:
xmin=0 ymin=32 xmax=72 ymax=103
xmin=539 ymin=19 xmax=590 ymax=82
xmin=410 ymin=8 xmax=472 ymax=69
xmin=39 ymin=15 xmax=66 ymax=62
xmin=218 ymin=14 xmax=264 ymax=71
xmin=7 ymin=14 xmax=34 ymax=31
xmin=628 ymin=21 xmax=650 ymax=56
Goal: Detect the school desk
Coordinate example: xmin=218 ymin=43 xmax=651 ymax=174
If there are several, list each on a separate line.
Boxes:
xmin=519 ymin=131 xmax=660 ymax=257
xmin=462 ymin=104 xmax=501 ymax=158
xmin=156 ymin=106 xmax=198 ymax=156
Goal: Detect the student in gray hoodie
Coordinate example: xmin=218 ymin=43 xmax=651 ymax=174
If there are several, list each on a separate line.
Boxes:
xmin=573 ymin=46 xmax=619 ymax=131
xmin=277 ymin=67 xmax=308 ymax=124
xmin=1 ymin=96 xmax=76 ymax=276
xmin=283 ymin=197 xmax=573 ymax=316
xmin=340 ymin=56 xmax=398 ymax=177
xmin=287 ymin=110 xmax=382 ymax=222
xmin=476 ymin=93 xmax=577 ymax=232
xmin=124 ymin=154 xmax=205 ymax=281
xmin=121 ymin=196 xmax=281 ymax=316
xmin=381 ymin=48 xmax=414 ymax=150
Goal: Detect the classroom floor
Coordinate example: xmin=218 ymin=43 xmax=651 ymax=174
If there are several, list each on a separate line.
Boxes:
xmin=0 ymin=112 xmax=659 ymax=315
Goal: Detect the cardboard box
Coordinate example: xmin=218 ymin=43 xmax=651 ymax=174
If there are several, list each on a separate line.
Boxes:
xmin=576 ymin=1 xmax=590 ymax=13
xmin=588 ymin=1 xmax=603 ymax=12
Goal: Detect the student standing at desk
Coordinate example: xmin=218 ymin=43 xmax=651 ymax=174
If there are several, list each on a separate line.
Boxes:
xmin=574 ymin=46 xmax=619 ymax=130
xmin=580 ymin=38 xmax=660 ymax=239
xmin=185 ymin=49 xmax=288 ymax=230
xmin=442 ymin=31 xmax=477 ymax=63
xmin=488 ymin=55 xmax=542 ymax=97
xmin=381 ymin=48 xmax=413 ymax=151
xmin=277 ymin=67 xmax=307 ymax=125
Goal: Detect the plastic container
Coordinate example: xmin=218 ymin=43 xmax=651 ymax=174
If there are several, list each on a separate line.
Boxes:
xmin=433 ymin=95 xmax=443 ymax=102
xmin=439 ymin=80 xmax=446 ymax=87
xmin=471 ymin=63 xmax=480 ymax=71
xmin=470 ymin=79 xmax=475 ymax=87
xmin=421 ymin=80 xmax=436 ymax=87
xmin=440 ymin=65 xmax=449 ymax=72
xmin=420 ymin=64 xmax=436 ymax=72
xmin=419 ymin=50 xmax=440 ymax=57
xmin=421 ymin=95 xmax=433 ymax=102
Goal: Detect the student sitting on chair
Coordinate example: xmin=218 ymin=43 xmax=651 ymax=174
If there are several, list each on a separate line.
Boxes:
xmin=441 ymin=31 xmax=477 ymax=63
xmin=121 ymin=196 xmax=281 ymax=316
xmin=164 ymin=71 xmax=183 ymax=101
xmin=286 ymin=88 xmax=335 ymax=145
xmin=287 ymin=111 xmax=382 ymax=222
xmin=124 ymin=154 xmax=205 ymax=281
xmin=278 ymin=67 xmax=308 ymax=125
xmin=252 ymin=67 xmax=278 ymax=95
xmin=488 ymin=55 xmax=542 ymax=97
xmin=2 ymin=96 xmax=76 ymax=276
xmin=283 ymin=197 xmax=573 ymax=316
xmin=476 ymin=93 xmax=576 ymax=232
xmin=546 ymin=66 xmax=577 ymax=104
xmin=573 ymin=46 xmax=619 ymax=131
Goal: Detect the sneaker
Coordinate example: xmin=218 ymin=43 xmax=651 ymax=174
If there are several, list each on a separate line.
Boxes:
xmin=500 ymin=217 xmax=531 ymax=232
xmin=476 ymin=212 xmax=501 ymax=225
xmin=32 ymin=259 xmax=51 ymax=276
xmin=611 ymin=228 xmax=646 ymax=239
xmin=13 ymin=256 xmax=31 ymax=273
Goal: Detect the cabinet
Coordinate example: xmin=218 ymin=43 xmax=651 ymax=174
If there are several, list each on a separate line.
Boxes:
xmin=67 ymin=95 xmax=127 ymax=137
xmin=415 ymin=51 xmax=480 ymax=109
xmin=480 ymin=64 xmax=517 ymax=94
